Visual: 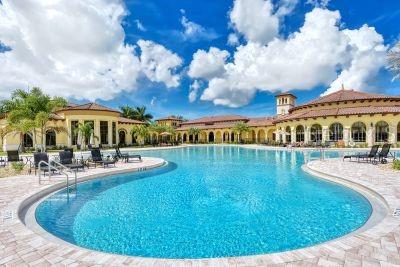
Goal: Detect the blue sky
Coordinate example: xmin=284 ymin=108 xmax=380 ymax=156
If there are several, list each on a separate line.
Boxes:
xmin=102 ymin=0 xmax=400 ymax=119
xmin=0 ymin=0 xmax=399 ymax=119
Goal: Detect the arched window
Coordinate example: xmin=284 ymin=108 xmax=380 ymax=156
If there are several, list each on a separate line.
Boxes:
xmin=397 ymin=122 xmax=400 ymax=143
xmin=351 ymin=122 xmax=366 ymax=142
xmin=375 ymin=121 xmax=389 ymax=142
xmin=231 ymin=132 xmax=235 ymax=142
xmin=285 ymin=126 xmax=291 ymax=143
xmin=183 ymin=133 xmax=187 ymax=142
xmin=296 ymin=125 xmax=304 ymax=142
xmin=119 ymin=130 xmax=126 ymax=145
xmin=208 ymin=132 xmax=214 ymax=142
xmin=23 ymin=133 xmax=33 ymax=148
xmin=45 ymin=130 xmax=56 ymax=147
xmin=310 ymin=124 xmax=322 ymax=142
xmin=329 ymin=123 xmax=343 ymax=141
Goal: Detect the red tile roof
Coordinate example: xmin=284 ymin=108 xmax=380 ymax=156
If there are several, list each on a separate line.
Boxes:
xmin=181 ymin=115 xmax=248 ymax=125
xmin=291 ymin=89 xmax=400 ymax=111
xmin=118 ymin=117 xmax=145 ymax=124
xmin=247 ymin=117 xmax=275 ymax=126
xmin=156 ymin=115 xmax=183 ymax=121
xmin=58 ymin=102 xmax=119 ymax=113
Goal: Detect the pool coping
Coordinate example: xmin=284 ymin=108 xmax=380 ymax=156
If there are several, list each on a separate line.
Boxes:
xmin=2 ymin=145 xmax=400 ymax=266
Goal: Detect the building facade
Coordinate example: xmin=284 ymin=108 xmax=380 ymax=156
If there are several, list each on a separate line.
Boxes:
xmin=159 ymin=89 xmax=400 ymax=147
xmin=0 ymin=102 xmax=144 ymax=151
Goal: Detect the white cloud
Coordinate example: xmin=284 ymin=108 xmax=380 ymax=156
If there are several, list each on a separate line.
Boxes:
xmin=135 ymin=19 xmax=146 ymax=32
xmin=229 ymin=0 xmax=279 ymax=45
xmin=227 ymin=33 xmax=240 ymax=46
xmin=180 ymin=10 xmax=218 ymax=42
xmin=0 ymin=0 xmax=182 ymax=100
xmin=276 ymin=0 xmax=299 ymax=17
xmin=306 ymin=0 xmax=331 ymax=8
xmin=198 ymin=8 xmax=387 ymax=107
xmin=188 ymin=80 xmax=201 ymax=103
xmin=150 ymin=96 xmax=157 ymax=106
xmin=188 ymin=47 xmax=230 ymax=80
xmin=138 ymin=40 xmax=182 ymax=88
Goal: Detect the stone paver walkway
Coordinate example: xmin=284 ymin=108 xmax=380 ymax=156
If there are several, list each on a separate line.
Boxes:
xmin=1 ymin=150 xmax=400 ymax=266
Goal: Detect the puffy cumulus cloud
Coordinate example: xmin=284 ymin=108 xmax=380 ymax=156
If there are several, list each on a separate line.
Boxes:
xmin=306 ymin=0 xmax=331 ymax=8
xmin=0 ymin=0 xmax=182 ymax=100
xmin=198 ymin=8 xmax=387 ymax=107
xmin=188 ymin=80 xmax=201 ymax=103
xmin=227 ymin=33 xmax=240 ymax=46
xmin=188 ymin=47 xmax=230 ymax=80
xmin=138 ymin=40 xmax=182 ymax=88
xmin=229 ymin=0 xmax=279 ymax=45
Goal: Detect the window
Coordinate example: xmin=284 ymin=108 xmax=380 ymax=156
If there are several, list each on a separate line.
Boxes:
xmin=285 ymin=126 xmax=291 ymax=143
xmin=45 ymin=130 xmax=56 ymax=147
xmin=351 ymin=122 xmax=366 ymax=142
xmin=23 ymin=133 xmax=33 ymax=147
xmin=119 ymin=130 xmax=126 ymax=145
xmin=329 ymin=123 xmax=343 ymax=141
xmin=398 ymin=122 xmax=400 ymax=143
xmin=100 ymin=121 xmax=108 ymax=145
xmin=375 ymin=121 xmax=389 ymax=142
xmin=71 ymin=121 xmax=78 ymax=145
xmin=296 ymin=125 xmax=304 ymax=142
xmin=112 ymin=122 xmax=116 ymax=144
xmin=310 ymin=124 xmax=322 ymax=141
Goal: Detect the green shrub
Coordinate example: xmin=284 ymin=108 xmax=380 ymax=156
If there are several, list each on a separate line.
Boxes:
xmin=11 ymin=162 xmax=24 ymax=173
xmin=394 ymin=160 xmax=400 ymax=171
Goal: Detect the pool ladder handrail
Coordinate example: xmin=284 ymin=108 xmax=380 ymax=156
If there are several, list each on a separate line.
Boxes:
xmin=38 ymin=160 xmax=77 ymax=197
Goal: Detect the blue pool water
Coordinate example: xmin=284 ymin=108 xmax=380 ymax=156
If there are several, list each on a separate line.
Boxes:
xmin=36 ymin=146 xmax=372 ymax=258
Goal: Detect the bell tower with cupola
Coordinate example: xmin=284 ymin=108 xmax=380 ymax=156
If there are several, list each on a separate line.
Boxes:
xmin=276 ymin=93 xmax=297 ymax=115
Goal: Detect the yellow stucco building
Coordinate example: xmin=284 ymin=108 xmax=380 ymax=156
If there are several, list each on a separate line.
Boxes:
xmin=1 ymin=88 xmax=399 ymax=150
xmin=161 ymin=89 xmax=400 ymax=147
xmin=0 ymin=102 xmax=144 ymax=151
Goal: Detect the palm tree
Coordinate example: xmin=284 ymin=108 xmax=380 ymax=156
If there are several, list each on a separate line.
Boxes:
xmin=188 ymin=127 xmax=202 ymax=143
xmin=120 ymin=105 xmax=135 ymax=119
xmin=130 ymin=125 xmax=149 ymax=146
xmin=75 ymin=122 xmax=98 ymax=149
xmin=148 ymin=122 xmax=166 ymax=144
xmin=2 ymin=88 xmax=67 ymax=151
xmin=132 ymin=106 xmax=153 ymax=122
xmin=388 ymin=42 xmax=400 ymax=80
xmin=232 ymin=122 xmax=250 ymax=143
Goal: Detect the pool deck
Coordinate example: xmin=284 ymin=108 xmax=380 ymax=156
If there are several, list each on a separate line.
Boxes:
xmin=0 ymin=146 xmax=400 ymax=266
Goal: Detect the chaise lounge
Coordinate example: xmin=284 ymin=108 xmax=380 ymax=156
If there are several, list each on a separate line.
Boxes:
xmin=115 ymin=147 xmax=142 ymax=163
xmin=90 ymin=148 xmax=117 ymax=168
xmin=59 ymin=151 xmax=85 ymax=171
xmin=343 ymin=145 xmax=380 ymax=163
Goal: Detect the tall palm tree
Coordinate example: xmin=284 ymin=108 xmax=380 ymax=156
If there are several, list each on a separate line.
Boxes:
xmin=75 ymin=122 xmax=98 ymax=149
xmin=131 ymin=125 xmax=149 ymax=145
xmin=132 ymin=106 xmax=153 ymax=122
xmin=232 ymin=122 xmax=250 ymax=143
xmin=188 ymin=127 xmax=202 ymax=143
xmin=2 ymin=88 xmax=67 ymax=151
xmin=120 ymin=105 xmax=135 ymax=119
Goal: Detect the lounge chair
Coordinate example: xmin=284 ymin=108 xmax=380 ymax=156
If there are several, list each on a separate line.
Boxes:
xmin=376 ymin=144 xmax=392 ymax=164
xmin=343 ymin=145 xmax=380 ymax=162
xmin=6 ymin=150 xmax=23 ymax=164
xmin=33 ymin=152 xmax=58 ymax=176
xmin=59 ymin=151 xmax=85 ymax=171
xmin=90 ymin=148 xmax=117 ymax=168
xmin=115 ymin=147 xmax=141 ymax=163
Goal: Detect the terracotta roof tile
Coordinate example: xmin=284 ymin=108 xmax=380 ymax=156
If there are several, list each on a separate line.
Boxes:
xmin=181 ymin=115 xmax=248 ymax=125
xmin=247 ymin=117 xmax=275 ymax=126
xmin=59 ymin=102 xmax=119 ymax=113
xmin=118 ymin=117 xmax=145 ymax=124
xmin=156 ymin=116 xmax=183 ymax=121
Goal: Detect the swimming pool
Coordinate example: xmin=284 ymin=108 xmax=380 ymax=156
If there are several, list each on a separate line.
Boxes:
xmin=35 ymin=146 xmax=372 ymax=259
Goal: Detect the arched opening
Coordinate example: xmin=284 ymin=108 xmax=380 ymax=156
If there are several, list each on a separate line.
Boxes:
xmin=351 ymin=122 xmax=366 ymax=143
xmin=250 ymin=130 xmax=256 ymax=143
xmin=208 ymin=132 xmax=215 ymax=142
xmin=45 ymin=130 xmax=56 ymax=147
xmin=119 ymin=130 xmax=126 ymax=146
xmin=230 ymin=132 xmax=235 ymax=142
xmin=285 ymin=126 xmax=291 ymax=143
xmin=23 ymin=133 xmax=33 ymax=148
xmin=267 ymin=129 xmax=275 ymax=143
xmin=258 ymin=129 xmax=266 ymax=143
xmin=310 ymin=124 xmax=322 ymax=142
xmin=183 ymin=133 xmax=187 ymax=142
xmin=195 ymin=134 xmax=200 ymax=143
xmin=296 ymin=125 xmax=304 ymax=142
xmin=223 ymin=131 xmax=229 ymax=142
xmin=375 ymin=121 xmax=389 ymax=142
xmin=189 ymin=134 xmax=193 ymax=143
xmin=329 ymin=123 xmax=343 ymax=141
xmin=131 ymin=132 xmax=137 ymax=144
xmin=215 ymin=131 xmax=222 ymax=143
xmin=177 ymin=133 xmax=182 ymax=143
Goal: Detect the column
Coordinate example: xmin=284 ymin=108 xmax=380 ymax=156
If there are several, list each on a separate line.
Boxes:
xmin=322 ymin=126 xmax=329 ymax=143
xmin=389 ymin=123 xmax=396 ymax=144
xmin=291 ymin=127 xmax=296 ymax=143
xmin=108 ymin=121 xmax=113 ymax=146
xmin=366 ymin=124 xmax=374 ymax=147
xmin=95 ymin=120 xmax=101 ymax=146
xmin=255 ymin=132 xmax=258 ymax=143
xmin=343 ymin=126 xmax=350 ymax=146
xmin=282 ymin=129 xmax=287 ymax=144
xmin=304 ymin=126 xmax=310 ymax=143
xmin=67 ymin=120 xmax=72 ymax=147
